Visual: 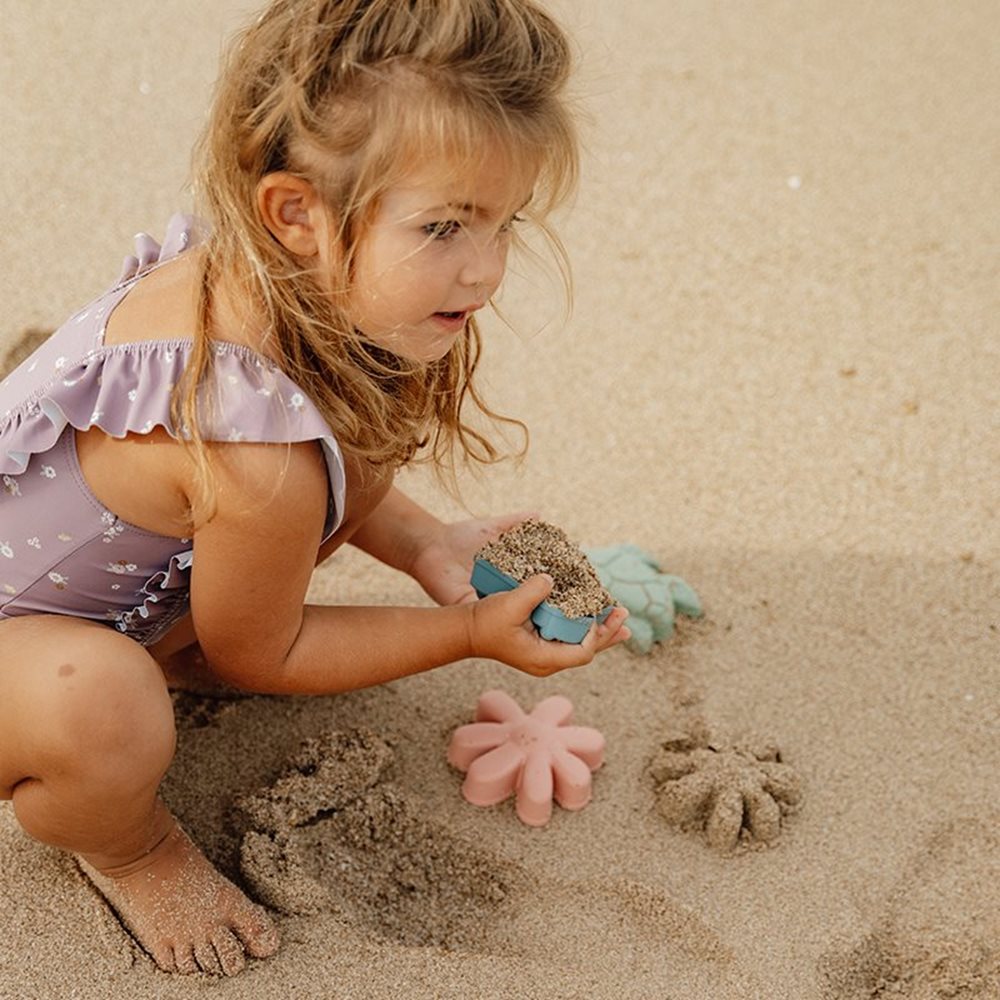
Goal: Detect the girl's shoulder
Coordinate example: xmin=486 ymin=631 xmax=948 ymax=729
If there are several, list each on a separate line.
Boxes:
xmin=0 ymin=214 xmax=206 ymax=423
xmin=1 ymin=218 xmax=347 ymax=539
xmin=0 ymin=285 xmax=314 ymax=461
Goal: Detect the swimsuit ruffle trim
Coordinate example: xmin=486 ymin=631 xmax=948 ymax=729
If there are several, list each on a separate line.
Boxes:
xmin=0 ymin=216 xmax=347 ymax=645
xmin=1 ymin=339 xmax=327 ymax=461
xmin=114 ymin=549 xmax=195 ymax=646
xmin=0 ymin=340 xmax=346 ymax=540
xmin=0 ymin=214 xmax=346 ymax=538
xmin=2 ymin=340 xmax=196 ymax=475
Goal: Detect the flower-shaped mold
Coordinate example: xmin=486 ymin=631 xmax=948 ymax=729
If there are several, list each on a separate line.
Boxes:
xmin=472 ymin=558 xmax=613 ymax=643
xmin=649 ymin=730 xmax=802 ymax=852
xmin=583 ymin=544 xmax=702 ymax=654
xmin=447 ymin=689 xmax=605 ymax=827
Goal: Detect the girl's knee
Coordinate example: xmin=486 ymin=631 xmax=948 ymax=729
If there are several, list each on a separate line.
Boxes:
xmin=41 ymin=633 xmax=176 ymax=780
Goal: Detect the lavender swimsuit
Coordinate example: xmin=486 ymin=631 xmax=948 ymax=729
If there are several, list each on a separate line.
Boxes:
xmin=0 ymin=216 xmax=346 ymax=645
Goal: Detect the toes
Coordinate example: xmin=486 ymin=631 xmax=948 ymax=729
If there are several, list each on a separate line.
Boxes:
xmin=168 ymin=926 xmax=257 ymax=977
xmin=212 ymin=927 xmax=248 ymax=977
xmin=235 ymin=904 xmax=281 ymax=959
xmin=194 ymin=940 xmax=223 ymax=976
xmin=149 ymin=943 xmax=177 ymax=974
xmin=172 ymin=944 xmax=199 ymax=975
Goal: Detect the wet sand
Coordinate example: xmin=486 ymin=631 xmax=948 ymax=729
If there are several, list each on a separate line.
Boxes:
xmin=1 ymin=1 xmax=998 ymax=997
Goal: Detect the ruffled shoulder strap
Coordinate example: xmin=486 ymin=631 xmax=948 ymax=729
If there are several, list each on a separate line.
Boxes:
xmin=116 ymin=213 xmax=206 ymax=284
xmin=0 ymin=216 xmax=347 ymax=539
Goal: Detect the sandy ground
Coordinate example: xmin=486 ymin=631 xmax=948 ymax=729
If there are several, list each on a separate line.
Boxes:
xmin=1 ymin=1 xmax=998 ymax=997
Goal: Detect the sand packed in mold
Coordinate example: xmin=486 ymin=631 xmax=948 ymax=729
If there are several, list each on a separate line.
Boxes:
xmin=477 ymin=518 xmax=614 ymax=618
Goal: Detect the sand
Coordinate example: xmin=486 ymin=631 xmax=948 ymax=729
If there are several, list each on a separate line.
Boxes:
xmin=477 ymin=519 xmax=614 ymax=617
xmin=1 ymin=1 xmax=998 ymax=997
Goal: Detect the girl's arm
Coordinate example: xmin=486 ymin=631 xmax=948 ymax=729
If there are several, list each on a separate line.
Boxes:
xmin=349 ymin=485 xmax=539 ymax=606
xmin=343 ymin=485 xmax=439 ymax=574
xmin=187 ymin=443 xmax=629 ymax=695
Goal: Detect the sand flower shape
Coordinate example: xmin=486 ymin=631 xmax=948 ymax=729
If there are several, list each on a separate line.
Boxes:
xmin=583 ymin=544 xmax=702 ymax=654
xmin=447 ymin=690 xmax=605 ymax=827
xmin=649 ymin=730 xmax=802 ymax=852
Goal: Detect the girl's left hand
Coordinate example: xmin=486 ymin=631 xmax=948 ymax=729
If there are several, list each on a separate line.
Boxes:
xmin=408 ymin=511 xmax=537 ymax=606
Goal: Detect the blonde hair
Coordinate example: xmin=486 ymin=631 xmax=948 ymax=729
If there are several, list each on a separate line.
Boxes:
xmin=182 ymin=0 xmax=579 ymax=508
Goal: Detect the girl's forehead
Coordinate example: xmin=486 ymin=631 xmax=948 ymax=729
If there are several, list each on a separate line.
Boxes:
xmin=380 ymin=151 xmax=537 ymax=218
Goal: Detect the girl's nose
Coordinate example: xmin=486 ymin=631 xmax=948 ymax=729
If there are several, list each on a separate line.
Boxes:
xmin=459 ymin=237 xmax=507 ymax=294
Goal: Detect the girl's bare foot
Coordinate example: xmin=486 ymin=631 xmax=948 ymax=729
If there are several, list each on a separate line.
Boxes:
xmin=79 ymin=816 xmax=280 ymax=976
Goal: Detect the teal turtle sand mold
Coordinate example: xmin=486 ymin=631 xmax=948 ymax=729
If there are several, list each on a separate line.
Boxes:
xmin=583 ymin=544 xmax=702 ymax=654
xmin=475 ymin=522 xmax=701 ymax=653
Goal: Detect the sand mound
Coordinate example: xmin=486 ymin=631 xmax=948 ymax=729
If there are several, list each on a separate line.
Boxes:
xmin=235 ymin=730 xmax=514 ymax=949
xmin=477 ymin=518 xmax=613 ymax=617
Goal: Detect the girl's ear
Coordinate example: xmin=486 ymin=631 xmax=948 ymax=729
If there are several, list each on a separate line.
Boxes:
xmin=256 ymin=173 xmax=328 ymax=257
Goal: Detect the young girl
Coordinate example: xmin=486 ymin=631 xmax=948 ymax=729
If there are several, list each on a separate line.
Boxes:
xmin=0 ymin=0 xmax=630 ymax=978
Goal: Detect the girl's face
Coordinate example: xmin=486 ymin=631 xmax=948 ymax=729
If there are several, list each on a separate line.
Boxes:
xmin=342 ymin=156 xmax=534 ymax=363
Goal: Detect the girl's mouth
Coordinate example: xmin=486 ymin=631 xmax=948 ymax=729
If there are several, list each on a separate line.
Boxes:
xmin=432 ymin=311 xmax=468 ymax=330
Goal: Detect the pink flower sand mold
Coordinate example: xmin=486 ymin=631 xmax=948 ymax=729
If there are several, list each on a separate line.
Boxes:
xmin=447 ymin=689 xmax=605 ymax=827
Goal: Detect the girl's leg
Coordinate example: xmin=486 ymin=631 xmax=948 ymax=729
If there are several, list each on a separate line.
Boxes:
xmin=0 ymin=615 xmax=279 ymax=975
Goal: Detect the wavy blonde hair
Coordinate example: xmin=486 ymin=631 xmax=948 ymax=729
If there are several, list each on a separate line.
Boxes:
xmin=182 ymin=0 xmax=578 ymax=508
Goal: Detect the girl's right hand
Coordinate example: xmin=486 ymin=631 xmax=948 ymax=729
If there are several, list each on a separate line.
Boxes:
xmin=468 ymin=574 xmax=631 ymax=677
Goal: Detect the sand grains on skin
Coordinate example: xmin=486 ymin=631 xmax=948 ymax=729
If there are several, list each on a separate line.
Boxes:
xmin=78 ymin=819 xmax=280 ymax=977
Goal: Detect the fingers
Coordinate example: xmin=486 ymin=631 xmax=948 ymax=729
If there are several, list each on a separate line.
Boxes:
xmin=516 ymin=641 xmax=590 ymax=677
xmin=476 ymin=576 xmax=629 ymax=677
xmin=594 ymin=607 xmax=631 ymax=651
xmin=509 ymin=573 xmax=555 ymax=613
xmin=516 ymin=588 xmax=630 ymax=666
xmin=517 ymin=614 xmax=630 ymax=678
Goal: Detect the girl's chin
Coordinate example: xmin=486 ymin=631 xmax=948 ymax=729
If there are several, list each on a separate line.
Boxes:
xmin=368 ymin=333 xmax=460 ymax=365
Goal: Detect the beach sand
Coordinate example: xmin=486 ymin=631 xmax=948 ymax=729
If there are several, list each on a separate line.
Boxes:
xmin=1 ymin=1 xmax=997 ymax=997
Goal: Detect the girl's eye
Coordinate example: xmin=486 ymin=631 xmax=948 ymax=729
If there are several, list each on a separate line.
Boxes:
xmin=500 ymin=213 xmax=526 ymax=233
xmin=423 ymin=220 xmax=462 ymax=240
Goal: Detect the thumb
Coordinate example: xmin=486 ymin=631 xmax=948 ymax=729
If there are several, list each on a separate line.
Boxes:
xmin=511 ymin=573 xmax=554 ymax=611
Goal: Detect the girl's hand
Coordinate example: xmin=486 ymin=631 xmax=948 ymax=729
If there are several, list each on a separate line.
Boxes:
xmin=408 ymin=511 xmax=537 ymax=606
xmin=468 ymin=574 xmax=632 ymax=677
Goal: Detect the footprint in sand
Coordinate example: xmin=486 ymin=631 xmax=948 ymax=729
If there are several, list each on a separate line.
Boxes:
xmin=819 ymin=815 xmax=1000 ymax=999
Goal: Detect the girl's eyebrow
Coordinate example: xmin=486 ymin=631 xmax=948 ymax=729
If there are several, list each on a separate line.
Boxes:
xmin=417 ymin=202 xmax=474 ymax=217
xmin=416 ymin=195 xmax=532 ymax=220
